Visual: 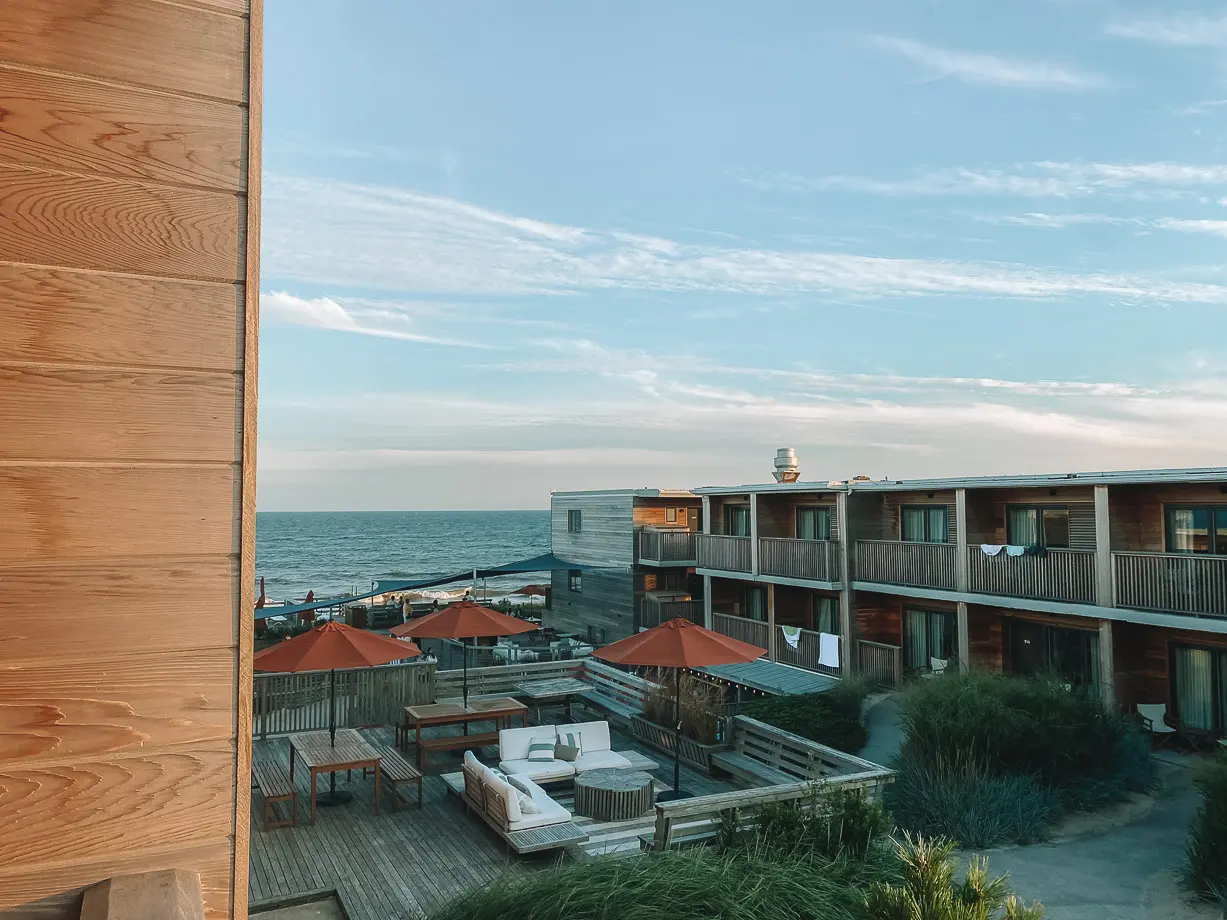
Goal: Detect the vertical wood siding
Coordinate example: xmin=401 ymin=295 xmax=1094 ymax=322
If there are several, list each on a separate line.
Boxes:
xmin=0 ymin=2 xmax=259 ymax=917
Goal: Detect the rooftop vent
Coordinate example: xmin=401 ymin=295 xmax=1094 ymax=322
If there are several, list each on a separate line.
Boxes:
xmin=773 ymin=447 xmax=800 ymax=483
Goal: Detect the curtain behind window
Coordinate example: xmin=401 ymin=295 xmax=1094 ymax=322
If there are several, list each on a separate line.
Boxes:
xmin=902 ymin=507 xmax=925 ymax=543
xmin=815 ymin=596 xmax=839 ymax=634
xmin=1174 ymin=646 xmax=1215 ymax=730
xmin=904 ymin=610 xmax=928 ymax=669
xmin=1008 ymin=507 xmax=1038 ymax=545
xmin=926 ymin=507 xmax=948 ymax=544
xmin=797 ymin=507 xmax=831 ymax=541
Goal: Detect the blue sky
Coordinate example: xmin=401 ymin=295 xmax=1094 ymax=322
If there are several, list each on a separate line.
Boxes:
xmin=259 ymin=0 xmax=1227 ymax=510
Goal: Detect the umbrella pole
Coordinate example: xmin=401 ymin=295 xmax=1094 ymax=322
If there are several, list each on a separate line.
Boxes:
xmin=462 ymin=638 xmax=470 ymax=734
xmin=672 ymin=667 xmax=682 ymax=797
xmin=318 ymin=668 xmax=353 ymax=807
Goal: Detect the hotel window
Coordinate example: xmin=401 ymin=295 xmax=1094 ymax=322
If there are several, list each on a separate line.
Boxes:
xmin=1006 ymin=505 xmax=1069 ymax=548
xmin=665 ymin=507 xmax=678 ymax=523
xmin=1166 ymin=506 xmax=1227 ymax=555
xmin=724 ymin=504 xmax=752 ymax=537
xmin=567 ymin=509 xmax=582 ymax=533
xmin=901 ymin=505 xmax=948 ymax=543
xmin=814 ymin=595 xmax=839 ymax=635
xmin=1009 ymin=620 xmax=1099 ymax=692
xmin=904 ymin=608 xmax=953 ymax=670
xmin=1171 ymin=645 xmax=1227 ymax=734
xmin=744 ymin=586 xmax=767 ymax=621
xmin=796 ymin=506 xmax=832 ymax=541
xmin=568 ymin=570 xmax=582 ymax=592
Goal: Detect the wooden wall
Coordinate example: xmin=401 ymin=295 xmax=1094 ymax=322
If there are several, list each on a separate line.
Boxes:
xmin=707 ymin=495 xmax=750 ymax=535
xmin=546 ymin=569 xmax=635 ymax=642
xmin=965 ymin=487 xmax=1096 ymax=549
xmin=1109 ymin=483 xmax=1227 ymax=552
xmin=551 ymin=493 xmax=635 ymax=565
xmin=1113 ymin=621 xmax=1227 ymax=714
xmin=0 ymin=2 xmax=260 ymax=918
xmin=880 ymin=491 xmax=957 ymax=542
xmin=632 ymin=498 xmax=701 ymax=529
xmin=757 ymin=493 xmax=839 ymax=540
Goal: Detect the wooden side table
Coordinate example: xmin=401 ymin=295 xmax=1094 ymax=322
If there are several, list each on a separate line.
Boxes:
xmin=573 ymin=769 xmax=655 ymax=822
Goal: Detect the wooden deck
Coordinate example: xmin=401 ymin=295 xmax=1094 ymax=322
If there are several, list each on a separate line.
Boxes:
xmin=248 ymin=725 xmax=741 ymax=920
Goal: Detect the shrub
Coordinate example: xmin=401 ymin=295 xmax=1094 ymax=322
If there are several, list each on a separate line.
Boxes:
xmin=896 ymin=671 xmax=1154 ymax=812
xmin=641 ymin=669 xmax=726 ymax=745
xmin=743 ymin=680 xmax=870 ymax=753
xmin=750 ymin=787 xmax=894 ymax=860
xmin=865 ymin=835 xmax=1045 ymax=920
xmin=885 ymin=750 xmax=1056 ymax=848
xmin=1188 ymin=754 xmax=1227 ymax=904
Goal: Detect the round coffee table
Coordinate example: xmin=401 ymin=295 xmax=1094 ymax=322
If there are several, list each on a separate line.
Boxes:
xmin=573 ymin=769 xmax=655 ymax=821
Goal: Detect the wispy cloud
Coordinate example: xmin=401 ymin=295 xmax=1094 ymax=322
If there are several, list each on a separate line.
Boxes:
xmin=987 ymin=212 xmax=1138 ymax=229
xmin=1106 ymin=13 xmax=1227 ymax=47
xmin=1154 ymin=218 xmax=1227 ymax=238
xmin=868 ymin=35 xmax=1110 ymax=90
xmin=264 ymin=175 xmax=1227 ymax=306
xmin=260 ymin=290 xmax=481 ymax=347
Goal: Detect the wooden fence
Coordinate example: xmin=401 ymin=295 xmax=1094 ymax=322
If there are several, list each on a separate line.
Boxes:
xmin=758 ymin=538 xmax=840 ymax=583
xmin=640 ymin=597 xmax=705 ymax=629
xmin=856 ymin=639 xmax=903 ymax=688
xmin=639 ymin=529 xmax=698 ymax=563
xmin=434 ymin=658 xmax=583 ymax=701
xmin=1114 ymin=551 xmax=1227 ymax=617
xmin=711 ymin=612 xmax=769 ymax=652
xmin=854 ymin=540 xmax=957 ymax=589
xmin=968 ymin=547 xmax=1096 ymax=604
xmin=696 ymin=534 xmax=752 ymax=573
xmin=774 ymin=626 xmax=842 ymax=677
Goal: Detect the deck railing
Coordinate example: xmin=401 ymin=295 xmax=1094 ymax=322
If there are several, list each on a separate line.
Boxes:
xmin=759 ymin=537 xmax=840 ymax=583
xmin=696 ymin=534 xmax=752 ymax=573
xmin=774 ymin=626 xmax=843 ymax=677
xmin=434 ymin=658 xmax=584 ymax=700
xmin=639 ymin=529 xmax=698 ymax=564
xmin=854 ymin=540 xmax=957 ymax=589
xmin=967 ymin=547 xmax=1096 ymax=604
xmin=712 ymin=611 xmax=769 ymax=653
xmin=252 ymin=659 xmax=435 ymax=738
xmin=857 ymin=639 xmax=903 ymax=688
xmin=640 ymin=597 xmax=705 ymax=629
xmin=1115 ymin=552 xmax=1227 ymax=617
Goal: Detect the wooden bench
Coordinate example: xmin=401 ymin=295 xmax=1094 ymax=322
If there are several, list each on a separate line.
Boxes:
xmin=379 ymin=747 xmax=423 ymax=810
xmin=578 ymin=659 xmax=655 ymax=728
xmin=711 ymin=716 xmax=887 ymax=787
xmin=710 ymin=750 xmax=794 ymax=786
xmin=416 ymin=731 xmax=499 ymax=770
xmin=252 ymin=758 xmax=298 ymax=830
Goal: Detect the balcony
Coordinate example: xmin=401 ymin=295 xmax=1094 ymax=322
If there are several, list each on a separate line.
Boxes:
xmin=854 ymin=540 xmax=957 ymax=590
xmin=696 ymin=534 xmax=752 ymax=574
xmin=856 ymin=640 xmax=903 ymax=688
xmin=711 ymin=611 xmax=769 ymax=650
xmin=1115 ymin=552 xmax=1227 ymax=617
xmin=775 ymin=625 xmax=843 ymax=677
xmin=759 ymin=537 xmax=840 ymax=584
xmin=640 ymin=596 xmax=704 ymax=629
xmin=638 ymin=528 xmax=697 ymax=566
xmin=967 ymin=547 xmax=1097 ymax=604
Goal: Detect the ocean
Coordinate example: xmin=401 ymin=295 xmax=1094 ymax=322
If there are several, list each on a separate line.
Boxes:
xmin=255 ymin=510 xmax=551 ymax=602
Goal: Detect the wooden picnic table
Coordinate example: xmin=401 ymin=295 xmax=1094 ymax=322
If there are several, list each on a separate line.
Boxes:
xmin=513 ymin=677 xmax=591 ymax=723
xmin=289 ymin=729 xmax=382 ymax=826
xmin=400 ymin=697 xmax=527 ymax=752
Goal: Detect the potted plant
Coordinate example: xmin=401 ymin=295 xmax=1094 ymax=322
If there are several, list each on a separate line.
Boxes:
xmin=629 ymin=669 xmax=729 ymax=772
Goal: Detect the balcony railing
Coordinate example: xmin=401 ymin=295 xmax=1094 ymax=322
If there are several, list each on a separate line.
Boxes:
xmin=775 ymin=626 xmax=843 ymax=677
xmin=640 ymin=597 xmax=705 ymax=629
xmin=1115 ymin=552 xmax=1227 ymax=618
xmin=856 ymin=639 xmax=903 ymax=689
xmin=759 ymin=537 xmax=840 ymax=583
xmin=711 ymin=611 xmax=769 ymax=651
xmin=967 ymin=547 xmax=1096 ymax=604
xmin=639 ymin=529 xmax=697 ymax=565
xmin=854 ymin=540 xmax=957 ymax=590
xmin=696 ymin=534 xmax=752 ymax=573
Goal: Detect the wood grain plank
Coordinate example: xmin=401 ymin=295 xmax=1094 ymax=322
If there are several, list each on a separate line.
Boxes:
xmin=0 ymin=465 xmax=239 ymax=562
xmin=0 ymin=650 xmax=237 ymax=768
xmin=0 ymin=266 xmax=241 ymax=371
xmin=0 ymin=364 xmax=240 ymax=462
xmin=0 ymin=558 xmax=236 ymax=665
xmin=0 ymin=166 xmax=239 ymax=280
xmin=0 ymin=66 xmax=243 ymax=189
xmin=0 ymin=0 xmax=246 ymax=103
xmin=0 ymin=841 xmax=232 ymax=920
xmin=0 ymin=744 xmax=235 ymax=869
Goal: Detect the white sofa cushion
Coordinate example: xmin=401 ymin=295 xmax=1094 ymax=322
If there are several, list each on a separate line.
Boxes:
xmin=562 ymin=721 xmax=611 ymax=753
xmin=480 ymin=766 xmax=522 ymax=822
xmin=573 ymin=749 xmax=633 ymax=773
xmin=499 ymin=725 xmax=557 ymax=762
xmin=500 ymin=757 xmax=575 ymax=782
xmin=507 ymin=794 xmax=570 ymax=830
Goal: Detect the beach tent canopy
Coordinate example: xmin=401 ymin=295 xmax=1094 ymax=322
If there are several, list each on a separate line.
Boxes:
xmin=255 ymin=552 xmax=605 ymax=620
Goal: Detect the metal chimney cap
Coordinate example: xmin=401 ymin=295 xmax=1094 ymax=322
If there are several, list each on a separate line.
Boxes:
xmin=773 ymin=447 xmax=800 ymax=483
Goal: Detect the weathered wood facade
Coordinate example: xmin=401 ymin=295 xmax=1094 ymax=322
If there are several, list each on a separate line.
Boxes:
xmin=0 ymin=3 xmax=261 ymax=917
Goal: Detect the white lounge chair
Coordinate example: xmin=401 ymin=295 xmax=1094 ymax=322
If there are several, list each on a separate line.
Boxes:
xmin=929 ymin=656 xmax=948 ymax=676
xmin=1137 ymin=703 xmax=1176 ymax=747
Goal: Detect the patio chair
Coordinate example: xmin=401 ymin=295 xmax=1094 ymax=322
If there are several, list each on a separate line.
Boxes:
xmin=1136 ymin=703 xmax=1177 ymax=748
xmin=929 ymin=657 xmax=948 ymax=676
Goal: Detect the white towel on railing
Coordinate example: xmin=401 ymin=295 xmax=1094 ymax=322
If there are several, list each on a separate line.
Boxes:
xmin=1005 ymin=545 xmax=1027 ymax=557
xmin=980 ymin=544 xmax=1005 ymax=556
xmin=780 ymin=625 xmax=801 ymax=649
xmin=819 ymin=632 xmax=840 ymax=668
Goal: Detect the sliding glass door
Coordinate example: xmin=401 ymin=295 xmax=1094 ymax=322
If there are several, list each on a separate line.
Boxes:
xmin=1008 ymin=620 xmax=1099 ymax=692
xmin=904 ymin=608 xmax=953 ymax=670
xmin=1172 ymin=645 xmax=1227 ymax=734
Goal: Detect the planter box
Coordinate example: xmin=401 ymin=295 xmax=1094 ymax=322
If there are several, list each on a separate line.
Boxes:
xmin=629 ymin=714 xmax=727 ymax=773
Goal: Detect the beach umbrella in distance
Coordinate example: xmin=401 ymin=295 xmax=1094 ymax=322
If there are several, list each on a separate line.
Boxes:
xmin=594 ymin=618 xmax=764 ymax=801
xmin=254 ymin=621 xmax=421 ymax=805
xmin=392 ymin=600 xmax=536 ymax=707
xmin=513 ymin=584 xmax=548 ymax=597
xmin=256 ymin=576 xmax=266 ymax=609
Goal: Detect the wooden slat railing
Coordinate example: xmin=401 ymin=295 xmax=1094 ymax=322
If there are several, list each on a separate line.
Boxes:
xmin=854 ymin=540 xmax=957 ymax=589
xmin=1114 ymin=552 xmax=1227 ymax=617
xmin=640 ymin=597 xmax=705 ymax=629
xmin=758 ymin=537 xmax=840 ymax=583
xmin=967 ymin=547 xmax=1096 ymax=604
xmin=775 ymin=626 xmax=842 ymax=677
xmin=711 ymin=611 xmax=769 ymax=651
xmin=639 ymin=529 xmax=698 ymax=564
xmin=856 ymin=639 xmax=903 ymax=688
xmin=696 ymin=534 xmax=752 ymax=573
xmin=435 ymin=658 xmax=584 ymax=700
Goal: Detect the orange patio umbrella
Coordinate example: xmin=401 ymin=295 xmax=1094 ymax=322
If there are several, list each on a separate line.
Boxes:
xmin=254 ymin=621 xmax=420 ymax=804
xmin=594 ymin=617 xmax=764 ymax=801
xmin=392 ymin=599 xmax=535 ymax=706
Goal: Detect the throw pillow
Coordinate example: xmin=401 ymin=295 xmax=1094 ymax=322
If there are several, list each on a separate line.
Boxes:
xmin=517 ymin=791 xmax=540 ymax=815
xmin=507 ymin=774 xmax=535 ymax=795
xmin=555 ymin=743 xmax=579 ymax=762
xmin=526 ymin=740 xmax=556 ymax=763
xmin=557 ymin=730 xmax=583 ymax=753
